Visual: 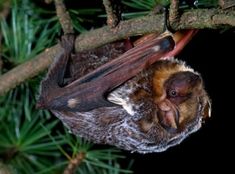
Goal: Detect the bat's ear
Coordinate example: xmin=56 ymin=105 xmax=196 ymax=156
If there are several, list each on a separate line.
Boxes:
xmin=203 ymin=100 xmax=212 ymax=119
xmin=200 ymin=95 xmax=212 ymax=119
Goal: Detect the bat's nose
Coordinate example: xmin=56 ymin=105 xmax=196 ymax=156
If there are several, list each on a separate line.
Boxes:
xmin=187 ymin=73 xmax=201 ymax=85
xmin=191 ymin=74 xmax=199 ymax=81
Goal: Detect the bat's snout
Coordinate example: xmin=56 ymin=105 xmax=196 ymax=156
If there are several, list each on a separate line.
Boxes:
xmin=187 ymin=73 xmax=201 ymax=86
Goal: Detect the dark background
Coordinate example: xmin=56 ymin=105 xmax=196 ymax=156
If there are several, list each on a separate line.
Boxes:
xmin=122 ymin=30 xmax=234 ymax=173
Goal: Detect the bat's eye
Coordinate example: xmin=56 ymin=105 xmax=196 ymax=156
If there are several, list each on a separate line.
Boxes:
xmin=169 ymin=89 xmax=178 ymax=97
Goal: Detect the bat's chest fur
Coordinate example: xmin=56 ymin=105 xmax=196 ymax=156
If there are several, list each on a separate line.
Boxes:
xmin=48 ymin=55 xmax=208 ymax=153
xmin=53 ymin=67 xmax=176 ymax=153
xmin=107 ymin=70 xmax=154 ymax=119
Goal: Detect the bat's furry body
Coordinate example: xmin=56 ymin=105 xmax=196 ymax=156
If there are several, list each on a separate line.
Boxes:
xmin=52 ymin=58 xmax=210 ymax=153
xmin=38 ymin=33 xmax=211 ymax=153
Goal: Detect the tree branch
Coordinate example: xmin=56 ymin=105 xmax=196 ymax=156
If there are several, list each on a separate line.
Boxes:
xmin=74 ymin=9 xmax=235 ymax=51
xmin=103 ymin=0 xmax=121 ymax=28
xmin=219 ymin=0 xmax=235 ymax=9
xmin=0 ymin=45 xmax=60 ymax=95
xmin=0 ymin=0 xmax=11 ymax=70
xmin=177 ymin=9 xmax=235 ymax=28
xmin=0 ymin=0 xmax=10 ymax=19
xmin=0 ymin=8 xmax=235 ymax=96
xmin=169 ymin=0 xmax=180 ymax=27
xmin=63 ymin=152 xmax=85 ymax=174
xmin=54 ymin=0 xmax=74 ymax=34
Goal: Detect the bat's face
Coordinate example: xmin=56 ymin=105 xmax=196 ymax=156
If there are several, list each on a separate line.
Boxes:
xmin=153 ymin=60 xmax=209 ymax=133
xmin=159 ymin=71 xmax=202 ymax=132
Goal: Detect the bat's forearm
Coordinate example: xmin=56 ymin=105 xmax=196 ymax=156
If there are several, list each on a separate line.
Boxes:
xmin=38 ymin=30 xmax=197 ymax=112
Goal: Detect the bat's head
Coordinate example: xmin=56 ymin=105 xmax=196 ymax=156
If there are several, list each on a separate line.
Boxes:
xmin=106 ymin=59 xmax=211 ymax=153
xmin=153 ymin=59 xmax=211 ymax=135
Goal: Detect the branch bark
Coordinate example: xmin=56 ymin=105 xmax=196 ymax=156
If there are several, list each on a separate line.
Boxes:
xmin=54 ymin=0 xmax=74 ymax=34
xmin=0 ymin=0 xmax=11 ymax=70
xmin=169 ymin=0 xmax=180 ymax=26
xmin=0 ymin=45 xmax=60 ymax=95
xmin=0 ymin=8 xmax=235 ymax=96
xmin=63 ymin=152 xmax=85 ymax=174
xmin=0 ymin=0 xmax=10 ymax=19
xmin=103 ymin=0 xmax=121 ymax=28
xmin=74 ymin=9 xmax=235 ymax=51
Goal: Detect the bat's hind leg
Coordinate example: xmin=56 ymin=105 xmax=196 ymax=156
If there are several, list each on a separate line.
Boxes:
xmin=37 ymin=34 xmax=75 ymax=109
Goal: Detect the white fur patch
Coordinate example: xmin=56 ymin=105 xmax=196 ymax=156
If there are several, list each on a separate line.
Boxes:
xmin=107 ymin=92 xmax=135 ymax=116
xmin=152 ymin=45 xmax=160 ymax=52
xmin=67 ymin=98 xmax=79 ymax=108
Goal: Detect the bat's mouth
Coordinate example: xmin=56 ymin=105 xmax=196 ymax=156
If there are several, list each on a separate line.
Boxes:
xmin=167 ymin=115 xmax=202 ymax=145
xmin=162 ymin=94 xmax=211 ymax=151
xmin=136 ymin=115 xmax=203 ymax=153
xmin=156 ymin=99 xmax=180 ymax=133
xmin=137 ymin=96 xmax=209 ymax=153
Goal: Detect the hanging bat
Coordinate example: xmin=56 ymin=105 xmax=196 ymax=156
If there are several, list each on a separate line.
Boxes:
xmin=37 ymin=30 xmax=211 ymax=153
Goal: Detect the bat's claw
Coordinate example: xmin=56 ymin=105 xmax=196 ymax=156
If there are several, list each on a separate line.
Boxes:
xmin=60 ymin=34 xmax=75 ymax=53
xmin=36 ymin=100 xmax=46 ymax=109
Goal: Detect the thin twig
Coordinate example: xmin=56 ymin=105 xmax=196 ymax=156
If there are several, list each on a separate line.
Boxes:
xmin=54 ymin=0 xmax=74 ymax=34
xmin=45 ymin=0 xmax=53 ymax=4
xmin=63 ymin=152 xmax=86 ymax=174
xmin=169 ymin=0 xmax=180 ymax=28
xmin=0 ymin=0 xmax=10 ymax=19
xmin=219 ymin=0 xmax=235 ymax=9
xmin=0 ymin=162 xmax=13 ymax=174
xmin=0 ymin=33 xmax=3 ymax=70
xmin=103 ymin=0 xmax=121 ymax=28
xmin=0 ymin=0 xmax=11 ymax=70
xmin=0 ymin=9 xmax=235 ymax=96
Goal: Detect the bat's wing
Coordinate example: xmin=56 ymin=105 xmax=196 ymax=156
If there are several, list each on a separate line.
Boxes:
xmin=38 ymin=30 xmax=197 ymax=112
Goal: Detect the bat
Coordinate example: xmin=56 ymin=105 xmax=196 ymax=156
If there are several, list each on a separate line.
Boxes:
xmin=37 ymin=30 xmax=211 ymax=153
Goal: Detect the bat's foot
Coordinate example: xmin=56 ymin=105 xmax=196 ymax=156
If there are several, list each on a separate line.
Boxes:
xmin=36 ymin=100 xmax=45 ymax=109
xmin=60 ymin=34 xmax=75 ymax=53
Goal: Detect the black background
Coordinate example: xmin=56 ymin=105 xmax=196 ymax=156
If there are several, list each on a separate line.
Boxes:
xmin=122 ymin=30 xmax=235 ymax=173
